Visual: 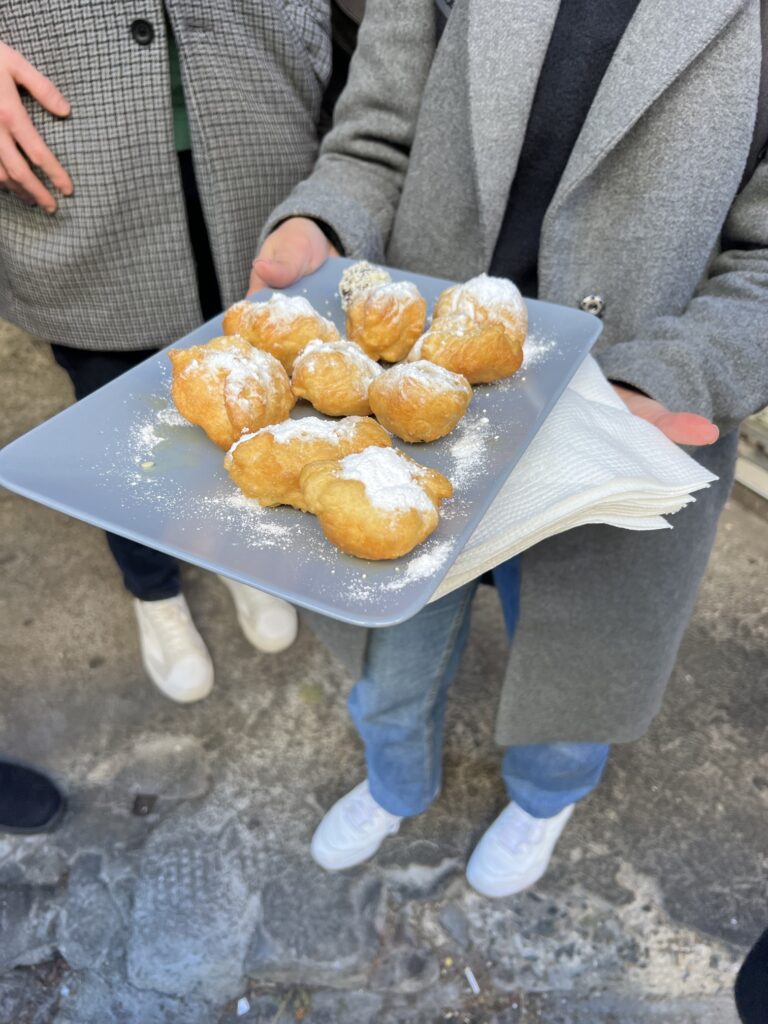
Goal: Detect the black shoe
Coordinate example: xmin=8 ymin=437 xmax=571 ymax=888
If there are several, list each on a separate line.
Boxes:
xmin=0 ymin=761 xmax=66 ymax=834
xmin=736 ymin=927 xmax=768 ymax=1024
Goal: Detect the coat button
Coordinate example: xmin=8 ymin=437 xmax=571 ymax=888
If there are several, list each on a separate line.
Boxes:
xmin=131 ymin=19 xmax=155 ymax=46
xmin=579 ymin=294 xmax=606 ymax=318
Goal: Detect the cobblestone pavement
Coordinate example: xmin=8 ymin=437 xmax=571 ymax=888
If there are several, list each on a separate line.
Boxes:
xmin=1 ymin=324 xmax=766 ymax=1023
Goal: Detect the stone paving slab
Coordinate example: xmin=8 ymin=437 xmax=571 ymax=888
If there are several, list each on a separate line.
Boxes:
xmin=0 ymin=323 xmax=766 ymax=1023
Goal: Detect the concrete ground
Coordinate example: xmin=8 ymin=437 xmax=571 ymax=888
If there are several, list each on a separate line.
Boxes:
xmin=0 ymin=321 xmax=766 ymax=1024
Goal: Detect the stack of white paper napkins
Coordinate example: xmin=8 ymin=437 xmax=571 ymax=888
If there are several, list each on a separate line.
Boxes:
xmin=433 ymin=355 xmax=717 ymax=600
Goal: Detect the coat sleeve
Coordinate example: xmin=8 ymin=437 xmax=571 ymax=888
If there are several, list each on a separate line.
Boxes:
xmin=597 ymin=160 xmax=768 ymax=434
xmin=261 ymin=0 xmax=436 ymax=260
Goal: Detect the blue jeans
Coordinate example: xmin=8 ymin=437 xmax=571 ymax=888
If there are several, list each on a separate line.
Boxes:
xmin=348 ymin=558 xmax=610 ymax=819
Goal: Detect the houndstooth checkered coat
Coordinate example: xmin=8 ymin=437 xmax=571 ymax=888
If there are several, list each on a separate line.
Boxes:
xmin=0 ymin=1 xmax=331 ymax=350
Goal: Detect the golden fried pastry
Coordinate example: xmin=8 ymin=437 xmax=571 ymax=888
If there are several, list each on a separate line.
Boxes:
xmin=292 ymin=339 xmax=382 ymax=417
xmin=300 ymin=446 xmax=453 ymax=560
xmin=338 ymin=260 xmax=393 ymax=311
xmin=222 ymin=294 xmax=340 ymax=373
xmin=433 ymin=272 xmax=528 ymax=350
xmin=224 ymin=415 xmax=391 ymax=510
xmin=368 ymin=360 xmax=472 ymax=443
xmin=169 ymin=335 xmax=295 ymax=449
xmin=346 ymin=280 xmax=428 ymax=363
xmin=408 ymin=313 xmax=524 ymax=384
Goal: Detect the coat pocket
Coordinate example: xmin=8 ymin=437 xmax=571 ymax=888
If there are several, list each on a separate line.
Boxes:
xmin=278 ymin=0 xmax=332 ymax=87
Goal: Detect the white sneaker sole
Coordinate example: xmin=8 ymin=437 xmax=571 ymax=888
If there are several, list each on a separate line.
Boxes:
xmin=466 ymin=857 xmax=550 ymax=898
xmin=310 ymin=830 xmax=389 ymax=872
xmin=236 ymin=606 xmax=298 ymax=653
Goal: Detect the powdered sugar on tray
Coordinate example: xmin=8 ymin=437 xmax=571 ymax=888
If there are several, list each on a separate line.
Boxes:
xmin=117 ymin=401 xmax=316 ymax=552
xmin=128 ymin=404 xmax=188 ymax=464
xmin=384 ymin=539 xmax=454 ymax=591
xmin=523 ymin=331 xmax=559 ymax=367
xmin=488 ymin=331 xmax=560 ymax=395
xmin=342 ymin=538 xmax=454 ymax=602
xmin=446 ymin=414 xmax=494 ymax=489
xmin=191 ymin=490 xmax=297 ymax=548
xmin=156 ymin=405 xmax=188 ymax=427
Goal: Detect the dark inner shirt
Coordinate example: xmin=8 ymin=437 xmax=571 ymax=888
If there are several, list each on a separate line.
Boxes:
xmin=489 ymin=0 xmax=642 ymax=298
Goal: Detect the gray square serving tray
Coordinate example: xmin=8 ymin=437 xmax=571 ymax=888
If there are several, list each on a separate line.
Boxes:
xmin=0 ymin=258 xmax=601 ymax=627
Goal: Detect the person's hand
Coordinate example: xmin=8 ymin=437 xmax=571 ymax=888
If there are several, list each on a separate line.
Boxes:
xmin=0 ymin=41 xmax=73 ymax=212
xmin=612 ymin=384 xmax=719 ymax=446
xmin=248 ymin=217 xmax=338 ymax=295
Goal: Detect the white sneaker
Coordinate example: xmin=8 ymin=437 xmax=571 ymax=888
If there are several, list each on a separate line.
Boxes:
xmin=466 ymin=802 xmax=574 ymax=898
xmin=133 ymin=595 xmax=214 ymax=704
xmin=218 ymin=576 xmax=298 ymax=653
xmin=311 ymin=779 xmax=402 ymax=871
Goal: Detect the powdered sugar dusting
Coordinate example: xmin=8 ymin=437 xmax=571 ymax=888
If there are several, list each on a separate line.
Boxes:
xmin=118 ymin=403 xmax=313 ymax=551
xmin=342 ymin=536 xmax=455 ymax=600
xmin=133 ymin=418 xmax=162 ymax=455
xmin=232 ymin=415 xmax=366 ymax=452
xmin=235 ymin=293 xmax=336 ymax=331
xmin=523 ymin=331 xmax=559 ymax=366
xmin=380 ymin=359 xmax=470 ymax=393
xmin=180 ymin=342 xmax=283 ymax=404
xmin=447 ymin=414 xmax=494 ymax=488
xmin=487 ymin=332 xmax=560 ymax=396
xmin=373 ymin=280 xmax=421 ymax=302
xmin=443 ymin=274 xmax=525 ymax=317
xmin=155 ymin=405 xmax=187 ymax=428
xmin=381 ymin=539 xmax=454 ymax=591
xmin=339 ymin=447 xmax=435 ymax=514
xmin=293 ymin=339 xmax=382 ymax=381
xmin=126 ymin=403 xmax=192 ymax=472
xmin=193 ymin=490 xmax=295 ymax=546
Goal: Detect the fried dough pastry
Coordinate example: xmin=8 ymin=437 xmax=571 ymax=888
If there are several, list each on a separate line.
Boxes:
xmin=292 ymin=339 xmax=382 ymax=417
xmin=346 ymin=280 xmax=428 ymax=363
xmin=433 ymin=272 xmax=528 ymax=351
xmin=224 ymin=415 xmax=391 ymax=510
xmin=408 ymin=313 xmax=524 ymax=384
xmin=300 ymin=446 xmax=453 ymax=561
xmin=222 ymin=294 xmax=340 ymax=373
xmin=169 ymin=335 xmax=295 ymax=449
xmin=368 ymin=360 xmax=472 ymax=443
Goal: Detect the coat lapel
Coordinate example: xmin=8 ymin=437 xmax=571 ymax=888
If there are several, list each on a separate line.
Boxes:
xmin=549 ymin=0 xmax=750 ymax=218
xmin=466 ymin=0 xmax=749 ymax=262
xmin=467 ymin=0 xmax=561 ymax=263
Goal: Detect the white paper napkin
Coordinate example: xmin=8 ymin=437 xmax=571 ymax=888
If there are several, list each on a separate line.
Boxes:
xmin=433 ymin=355 xmax=718 ymax=599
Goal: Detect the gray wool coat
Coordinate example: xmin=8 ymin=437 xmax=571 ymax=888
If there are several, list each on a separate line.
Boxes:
xmin=265 ymin=0 xmax=768 ymax=746
xmin=0 ymin=0 xmax=332 ymax=350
